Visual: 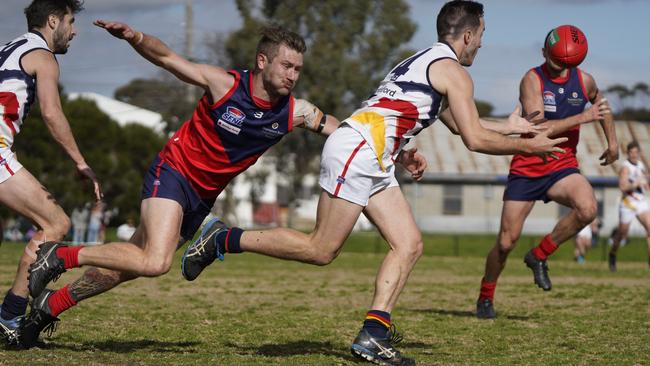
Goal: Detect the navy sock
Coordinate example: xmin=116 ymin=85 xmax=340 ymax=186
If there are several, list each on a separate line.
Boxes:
xmin=1 ymin=290 xmax=28 ymax=320
xmin=362 ymin=310 xmax=391 ymax=338
xmin=216 ymin=227 xmax=244 ymax=254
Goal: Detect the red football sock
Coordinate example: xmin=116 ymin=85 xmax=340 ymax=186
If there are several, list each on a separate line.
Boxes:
xmin=47 ymin=285 xmax=77 ymax=317
xmin=532 ymin=234 xmax=558 ymax=261
xmin=478 ymin=277 xmax=497 ymax=301
xmin=55 ymin=245 xmax=84 ymax=269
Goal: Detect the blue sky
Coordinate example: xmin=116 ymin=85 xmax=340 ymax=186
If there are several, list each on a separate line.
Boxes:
xmin=1 ymin=0 xmax=648 ymax=115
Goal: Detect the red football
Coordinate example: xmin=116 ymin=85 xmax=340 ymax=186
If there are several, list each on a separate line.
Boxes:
xmin=546 ymin=25 xmax=588 ymax=67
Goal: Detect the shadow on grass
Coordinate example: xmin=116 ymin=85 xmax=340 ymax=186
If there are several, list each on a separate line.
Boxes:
xmin=404 ymin=308 xmax=530 ymax=321
xmin=25 ymin=339 xmax=201 ymax=353
xmin=225 ymin=340 xmax=358 ymax=362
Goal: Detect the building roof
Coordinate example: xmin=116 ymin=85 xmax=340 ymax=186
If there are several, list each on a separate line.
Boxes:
xmin=68 ymin=92 xmax=166 ymax=134
xmin=413 ymin=120 xmax=650 ymax=183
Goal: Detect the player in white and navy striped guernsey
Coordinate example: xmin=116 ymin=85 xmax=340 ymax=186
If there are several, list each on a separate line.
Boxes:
xmin=0 ymin=0 xmax=102 ymax=346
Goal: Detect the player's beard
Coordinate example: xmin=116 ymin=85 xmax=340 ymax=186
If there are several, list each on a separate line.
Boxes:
xmin=52 ymin=28 xmax=70 ymax=54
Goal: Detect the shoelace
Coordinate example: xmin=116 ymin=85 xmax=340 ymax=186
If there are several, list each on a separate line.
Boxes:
xmin=387 ymin=324 xmax=403 ymax=345
xmin=42 ymin=318 xmax=59 ymax=337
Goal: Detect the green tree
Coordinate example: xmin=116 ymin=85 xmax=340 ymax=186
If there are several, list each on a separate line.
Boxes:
xmin=8 ymin=93 xmax=165 ymax=225
xmin=476 ymin=100 xmax=494 ymax=117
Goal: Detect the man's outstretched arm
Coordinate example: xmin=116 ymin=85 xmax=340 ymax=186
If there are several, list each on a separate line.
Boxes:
xmin=94 ymin=19 xmax=233 ymax=94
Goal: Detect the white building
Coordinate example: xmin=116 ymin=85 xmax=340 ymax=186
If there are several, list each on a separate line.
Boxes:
xmin=68 ymin=92 xmax=166 ymax=134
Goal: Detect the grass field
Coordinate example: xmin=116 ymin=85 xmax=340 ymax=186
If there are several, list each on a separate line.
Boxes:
xmin=1 ymin=233 xmax=649 ymax=366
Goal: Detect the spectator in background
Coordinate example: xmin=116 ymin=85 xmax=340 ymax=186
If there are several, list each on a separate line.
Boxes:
xmin=71 ymin=203 xmax=90 ymax=244
xmin=116 ymin=218 xmax=136 ymax=241
xmin=86 ymin=202 xmax=104 ymax=244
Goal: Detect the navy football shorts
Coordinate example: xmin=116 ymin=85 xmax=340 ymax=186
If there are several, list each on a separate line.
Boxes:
xmin=141 ymin=155 xmax=215 ymax=242
xmin=503 ymin=167 xmax=580 ymax=203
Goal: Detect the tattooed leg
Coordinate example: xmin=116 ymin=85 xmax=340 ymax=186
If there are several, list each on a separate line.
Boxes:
xmin=68 ymin=267 xmax=138 ymax=302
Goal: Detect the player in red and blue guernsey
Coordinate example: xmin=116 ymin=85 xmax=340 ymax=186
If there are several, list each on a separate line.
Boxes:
xmin=21 ymin=21 xmax=339 ymax=347
xmin=476 ymin=28 xmax=618 ymax=319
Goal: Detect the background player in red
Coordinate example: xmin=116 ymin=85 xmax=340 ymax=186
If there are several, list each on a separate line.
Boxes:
xmin=0 ymin=0 xmax=102 ymax=345
xmin=476 ymin=25 xmax=618 ymax=319
xmin=21 ymin=21 xmax=339 ymax=347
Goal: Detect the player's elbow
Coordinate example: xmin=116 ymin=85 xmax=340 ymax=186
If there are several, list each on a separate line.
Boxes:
xmin=462 ymin=134 xmax=482 ymax=152
xmin=40 ymin=107 xmax=62 ymax=124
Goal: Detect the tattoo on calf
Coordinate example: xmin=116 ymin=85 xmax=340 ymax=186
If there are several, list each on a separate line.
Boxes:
xmin=69 ymin=267 xmax=122 ymax=302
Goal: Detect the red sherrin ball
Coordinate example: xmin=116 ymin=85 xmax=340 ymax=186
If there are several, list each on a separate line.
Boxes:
xmin=546 ymin=25 xmax=588 ymax=67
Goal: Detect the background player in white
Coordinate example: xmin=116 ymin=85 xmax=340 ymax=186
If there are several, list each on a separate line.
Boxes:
xmin=0 ymin=0 xmax=102 ymax=345
xmin=181 ymin=2 xmax=567 ymax=365
xmin=609 ymin=141 xmax=650 ymax=271
xmin=574 ymin=218 xmax=599 ymax=263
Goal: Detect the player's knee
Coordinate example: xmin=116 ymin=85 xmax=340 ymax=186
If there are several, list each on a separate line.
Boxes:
xmin=141 ymin=257 xmax=172 ymax=277
xmin=395 ymin=238 xmax=424 ymax=263
xmin=576 ymin=203 xmax=597 ymax=225
xmin=497 ymin=231 xmax=519 ymax=253
xmin=42 ymin=214 xmax=71 ymax=240
xmin=497 ymin=241 xmax=516 ymax=254
xmin=310 ymin=250 xmax=339 ymax=266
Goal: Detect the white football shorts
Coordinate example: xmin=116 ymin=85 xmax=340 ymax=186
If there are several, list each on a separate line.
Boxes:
xmin=619 ymin=196 xmax=650 ymax=225
xmin=0 ymin=149 xmax=23 ymax=184
xmin=319 ymin=124 xmax=398 ymax=206
xmin=576 ymin=224 xmax=592 ymax=240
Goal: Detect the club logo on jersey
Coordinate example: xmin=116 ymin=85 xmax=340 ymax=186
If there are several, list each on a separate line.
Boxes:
xmin=222 ymin=106 xmax=246 ymax=126
xmin=336 ymin=176 xmax=346 ymax=185
xmin=543 ymin=91 xmax=556 ymax=112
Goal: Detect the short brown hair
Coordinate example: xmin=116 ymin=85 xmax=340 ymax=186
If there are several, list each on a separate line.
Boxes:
xmin=437 ymin=0 xmax=484 ymax=41
xmin=627 ymin=140 xmax=640 ymax=152
xmin=256 ymin=25 xmax=306 ymax=63
xmin=25 ymin=0 xmax=84 ymax=31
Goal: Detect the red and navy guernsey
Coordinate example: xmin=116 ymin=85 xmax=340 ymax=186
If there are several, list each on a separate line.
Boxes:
xmin=160 ymin=69 xmax=294 ymax=198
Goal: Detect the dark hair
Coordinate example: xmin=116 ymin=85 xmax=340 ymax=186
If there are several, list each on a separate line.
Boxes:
xmin=437 ymin=0 xmax=484 ymax=41
xmin=24 ymin=0 xmax=84 ymax=31
xmin=256 ymin=25 xmax=306 ymax=63
xmin=627 ymin=140 xmax=640 ymax=152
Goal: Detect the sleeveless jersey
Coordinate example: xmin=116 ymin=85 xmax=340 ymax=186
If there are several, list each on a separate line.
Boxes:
xmin=0 ymin=32 xmax=51 ymax=149
xmin=344 ymin=42 xmax=453 ymax=170
xmin=509 ymin=64 xmax=589 ymax=176
xmin=621 ymin=159 xmax=646 ymax=200
xmin=160 ymin=69 xmax=294 ymax=199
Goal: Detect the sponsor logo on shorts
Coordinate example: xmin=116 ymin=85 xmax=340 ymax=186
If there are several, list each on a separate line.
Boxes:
xmin=336 ymin=176 xmax=346 ymax=184
xmin=272 ymin=122 xmax=279 ymax=129
xmin=153 ymin=179 xmax=161 ymax=186
xmin=218 ymin=119 xmax=241 ymax=135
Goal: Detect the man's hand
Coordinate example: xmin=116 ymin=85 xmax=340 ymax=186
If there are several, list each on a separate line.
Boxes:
xmin=77 ymin=163 xmax=103 ymax=202
xmin=94 ymin=20 xmax=139 ymax=43
xmin=527 ymin=128 xmax=568 ymax=156
xmin=506 ymin=108 xmax=547 ymax=135
xmin=599 ymin=145 xmax=618 ymax=166
xmin=398 ymin=148 xmax=427 ymax=181
xmin=583 ymin=98 xmax=611 ymax=123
